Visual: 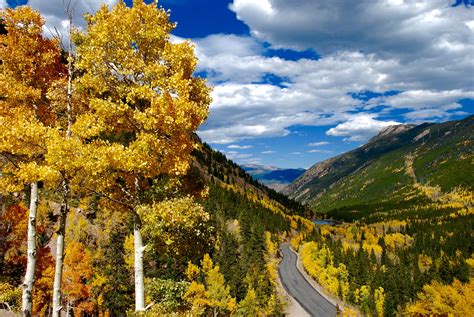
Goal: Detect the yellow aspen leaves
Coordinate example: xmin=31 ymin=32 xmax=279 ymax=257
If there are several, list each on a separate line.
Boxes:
xmin=183 ymin=254 xmax=236 ymax=315
xmin=405 ymin=279 xmax=474 ymax=316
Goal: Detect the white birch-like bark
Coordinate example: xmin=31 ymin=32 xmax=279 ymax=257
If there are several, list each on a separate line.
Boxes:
xmin=52 ymin=10 xmax=74 ymax=315
xmin=52 ymin=206 xmax=67 ymax=317
xmin=134 ymin=217 xmax=145 ymax=312
xmin=21 ymin=182 xmax=38 ymax=316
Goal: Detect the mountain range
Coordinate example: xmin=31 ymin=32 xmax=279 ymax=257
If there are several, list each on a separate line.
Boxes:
xmin=242 ymin=164 xmax=306 ymax=191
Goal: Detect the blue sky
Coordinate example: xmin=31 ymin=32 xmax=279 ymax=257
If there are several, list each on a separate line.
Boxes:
xmin=3 ymin=0 xmax=473 ymax=169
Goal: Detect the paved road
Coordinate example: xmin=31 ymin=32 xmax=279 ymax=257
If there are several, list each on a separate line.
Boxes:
xmin=279 ymin=243 xmax=337 ymax=317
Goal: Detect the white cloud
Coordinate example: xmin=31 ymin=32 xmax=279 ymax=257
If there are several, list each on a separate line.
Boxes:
xmin=291 ymin=152 xmax=302 ymax=155
xmin=262 ymin=150 xmax=276 ymax=154
xmin=228 ymin=144 xmax=253 ymax=149
xmin=223 ymin=151 xmax=257 ymax=164
xmin=197 ymin=46 xmax=473 ymax=143
xmin=0 ymin=0 xmax=7 ymax=9
xmin=198 ymin=122 xmax=290 ymax=144
xmin=326 ymin=114 xmax=400 ymax=142
xmin=308 ymin=141 xmax=330 ymax=147
xmin=24 ymin=0 xmax=118 ymax=43
xmin=230 ymin=0 xmax=473 ymax=61
xmin=194 ymin=34 xmax=262 ymax=57
xmin=371 ymin=90 xmax=474 ymax=110
xmin=194 ymin=18 xmax=473 ymax=143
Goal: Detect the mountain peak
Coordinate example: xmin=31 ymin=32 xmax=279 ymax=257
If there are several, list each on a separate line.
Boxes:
xmin=370 ymin=124 xmax=416 ymax=142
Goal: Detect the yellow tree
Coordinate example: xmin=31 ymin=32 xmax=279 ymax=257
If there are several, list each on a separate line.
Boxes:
xmin=72 ymin=0 xmax=211 ymax=312
xmin=0 ymin=7 xmax=65 ymax=316
xmin=138 ymin=196 xmax=212 ymax=271
xmin=183 ymin=254 xmax=236 ymax=316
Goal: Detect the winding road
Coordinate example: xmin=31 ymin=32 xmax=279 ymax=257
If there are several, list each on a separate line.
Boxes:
xmin=279 ymin=243 xmax=337 ymax=317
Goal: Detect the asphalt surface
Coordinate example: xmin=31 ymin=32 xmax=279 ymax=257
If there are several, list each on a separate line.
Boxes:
xmin=279 ymin=243 xmax=337 ymax=317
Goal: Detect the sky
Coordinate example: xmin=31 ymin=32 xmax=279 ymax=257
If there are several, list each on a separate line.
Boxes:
xmin=2 ymin=0 xmax=473 ymax=169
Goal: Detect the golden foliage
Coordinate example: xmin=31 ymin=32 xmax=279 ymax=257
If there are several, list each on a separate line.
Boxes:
xmin=73 ymin=0 xmax=211 ymax=183
xmin=374 ymin=287 xmax=385 ymax=317
xmin=63 ymin=242 xmax=95 ymax=314
xmin=300 ymin=242 xmax=349 ymax=300
xmin=0 ymin=282 xmax=22 ymax=312
xmin=183 ymin=254 xmax=236 ymax=315
xmin=264 ymin=231 xmax=279 ymax=285
xmin=405 ymin=279 xmax=474 ymax=316
xmin=138 ymin=196 xmax=211 ymax=256
xmin=0 ymin=6 xmax=66 ymax=191
xmin=417 ymin=254 xmax=433 ymax=273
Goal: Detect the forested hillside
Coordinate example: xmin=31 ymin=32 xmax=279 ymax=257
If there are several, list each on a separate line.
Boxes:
xmin=285 ymin=115 xmax=473 ymax=211
xmin=0 ymin=3 xmax=308 ymax=316
xmin=286 ymin=116 xmax=474 ymax=316
xmin=0 ymin=132 xmax=308 ymax=316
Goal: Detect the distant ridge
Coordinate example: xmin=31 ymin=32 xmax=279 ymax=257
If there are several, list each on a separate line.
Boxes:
xmin=242 ymin=164 xmax=305 ymax=191
xmin=284 ymin=115 xmax=474 ymax=213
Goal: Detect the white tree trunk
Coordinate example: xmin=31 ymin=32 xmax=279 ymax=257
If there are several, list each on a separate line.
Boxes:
xmin=22 ymin=182 xmax=38 ymax=316
xmin=134 ymin=217 xmax=145 ymax=312
xmin=52 ymin=11 xmax=74 ymax=316
xmin=52 ymin=196 xmax=68 ymax=317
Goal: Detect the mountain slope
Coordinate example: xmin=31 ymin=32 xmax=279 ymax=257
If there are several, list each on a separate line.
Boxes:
xmin=192 ymin=140 xmax=308 ymax=216
xmin=284 ymin=115 xmax=474 ymax=214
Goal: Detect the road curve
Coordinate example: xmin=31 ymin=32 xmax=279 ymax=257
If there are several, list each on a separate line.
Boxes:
xmin=279 ymin=243 xmax=337 ymax=317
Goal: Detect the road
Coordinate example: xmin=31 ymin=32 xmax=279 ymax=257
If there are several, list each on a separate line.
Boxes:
xmin=279 ymin=243 xmax=337 ymax=317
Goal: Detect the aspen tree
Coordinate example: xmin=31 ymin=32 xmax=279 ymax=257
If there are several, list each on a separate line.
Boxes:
xmin=0 ymin=7 xmax=65 ymax=316
xmin=73 ymin=0 xmax=211 ymax=311
xmin=51 ymin=4 xmax=75 ymax=314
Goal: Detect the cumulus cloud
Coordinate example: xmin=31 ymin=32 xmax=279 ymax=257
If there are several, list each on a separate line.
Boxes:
xmin=195 ymin=3 xmax=473 ymax=143
xmin=371 ymin=90 xmax=474 ymax=109
xmin=196 ymin=43 xmax=473 ymax=143
xmin=223 ymin=151 xmax=260 ymax=165
xmin=262 ymin=150 xmax=276 ymax=154
xmin=230 ymin=0 xmax=473 ymax=60
xmin=198 ymin=122 xmax=290 ymax=144
xmin=228 ymin=144 xmax=253 ymax=149
xmin=326 ymin=115 xmax=400 ymax=142
xmin=308 ymin=141 xmax=330 ymax=146
xmin=0 ymin=0 xmax=7 ymax=9
xmin=194 ymin=34 xmax=263 ymax=57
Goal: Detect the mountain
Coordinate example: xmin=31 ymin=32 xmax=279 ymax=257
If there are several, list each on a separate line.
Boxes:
xmin=242 ymin=164 xmax=305 ymax=191
xmin=284 ymin=115 xmax=474 ymax=214
xmin=286 ymin=116 xmax=474 ymax=316
xmin=192 ymin=141 xmax=308 ymax=215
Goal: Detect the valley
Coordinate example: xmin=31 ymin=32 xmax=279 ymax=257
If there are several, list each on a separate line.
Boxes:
xmin=282 ymin=116 xmax=474 ymax=316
